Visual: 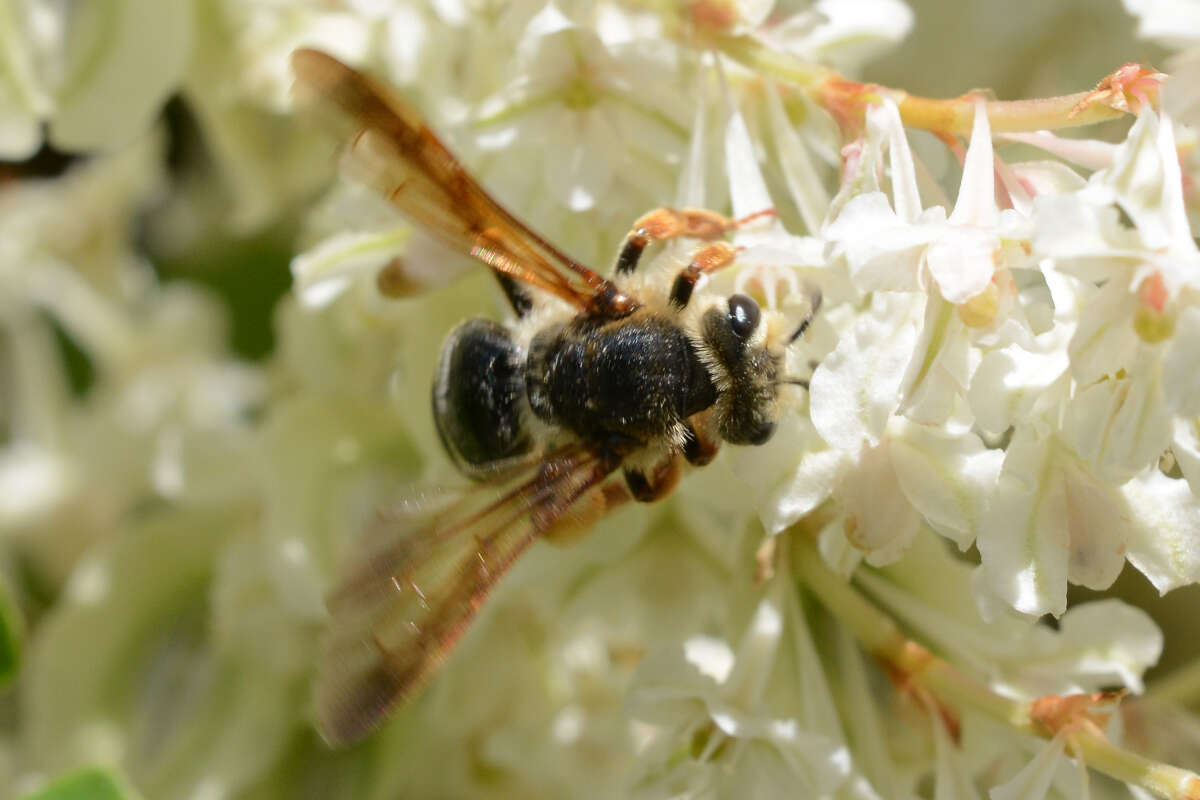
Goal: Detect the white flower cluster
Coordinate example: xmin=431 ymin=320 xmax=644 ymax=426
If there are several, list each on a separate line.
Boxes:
xmin=794 ymin=97 xmax=1200 ymax=620
xmin=3 ymin=1 xmax=1200 ymax=799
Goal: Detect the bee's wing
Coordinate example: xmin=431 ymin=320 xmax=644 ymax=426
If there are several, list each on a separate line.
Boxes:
xmin=292 ymin=48 xmax=630 ymax=315
xmin=315 ymin=446 xmax=629 ymax=746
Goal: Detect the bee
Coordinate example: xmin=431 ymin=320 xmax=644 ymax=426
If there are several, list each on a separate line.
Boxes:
xmin=291 ymin=48 xmax=821 ymax=746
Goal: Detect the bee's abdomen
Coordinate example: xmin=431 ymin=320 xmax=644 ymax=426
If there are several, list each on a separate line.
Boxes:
xmin=526 ymin=315 xmax=717 ymax=445
xmin=433 ymin=318 xmax=532 ymax=477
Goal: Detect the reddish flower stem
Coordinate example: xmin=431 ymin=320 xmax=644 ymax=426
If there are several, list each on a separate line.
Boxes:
xmin=714 ymin=34 xmax=1161 ymax=138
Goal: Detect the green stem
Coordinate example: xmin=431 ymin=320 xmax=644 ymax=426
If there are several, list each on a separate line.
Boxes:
xmin=1072 ymin=732 xmax=1200 ymax=800
xmin=711 ymin=34 xmax=835 ymax=87
xmin=789 ymin=533 xmax=1200 ymax=800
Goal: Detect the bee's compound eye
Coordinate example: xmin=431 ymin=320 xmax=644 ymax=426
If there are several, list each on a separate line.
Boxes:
xmin=727 ymin=294 xmax=760 ymax=339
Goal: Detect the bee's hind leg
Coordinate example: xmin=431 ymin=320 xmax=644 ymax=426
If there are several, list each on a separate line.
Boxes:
xmin=494 ymin=273 xmax=534 ymax=318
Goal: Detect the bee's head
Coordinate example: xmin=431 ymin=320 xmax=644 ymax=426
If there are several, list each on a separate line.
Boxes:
xmin=698 ymin=288 xmax=821 ymax=446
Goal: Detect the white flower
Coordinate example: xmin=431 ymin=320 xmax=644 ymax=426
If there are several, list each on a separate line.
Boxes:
xmin=0 ymin=0 xmax=192 ymax=156
xmin=863 ymin=533 xmax=1162 ymax=698
xmin=629 ymin=580 xmax=852 ymax=799
xmin=1124 ymin=0 xmax=1200 ymax=125
xmin=800 ymin=102 xmax=1014 ymax=564
xmin=1034 ymin=111 xmax=1200 ymax=483
xmin=290 ymin=180 xmax=473 ymax=308
xmin=15 ymin=3 xmax=1200 ymax=799
xmin=826 ymin=100 xmax=1018 ymax=305
xmin=471 ymin=5 xmax=689 ymax=228
xmin=989 ymin=733 xmax=1074 ymax=800
xmin=975 ymin=419 xmax=1200 ymax=616
xmin=765 ymin=0 xmax=914 ymax=74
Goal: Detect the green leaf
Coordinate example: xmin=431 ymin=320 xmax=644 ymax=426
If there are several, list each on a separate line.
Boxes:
xmin=0 ymin=578 xmax=21 ymax=688
xmin=21 ymin=766 xmax=143 ymax=800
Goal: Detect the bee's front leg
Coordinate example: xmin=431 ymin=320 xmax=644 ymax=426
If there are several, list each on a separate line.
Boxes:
xmin=681 ymin=418 xmax=720 ymax=466
xmin=668 ymin=242 xmax=738 ymax=309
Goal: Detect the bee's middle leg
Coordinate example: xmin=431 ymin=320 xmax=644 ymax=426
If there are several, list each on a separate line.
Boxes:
xmin=624 ymin=454 xmax=683 ymax=503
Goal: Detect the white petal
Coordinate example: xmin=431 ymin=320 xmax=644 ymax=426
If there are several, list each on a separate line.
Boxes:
xmin=889 ymin=419 xmax=1003 ymax=549
xmin=1165 ymin=46 xmax=1200 ymax=126
xmin=51 ymin=0 xmax=192 ymax=151
xmin=968 ymin=345 xmax=1069 ymax=436
xmin=1124 ymin=0 xmax=1200 ymax=46
xmin=809 ymin=294 xmax=922 ymax=451
xmin=1172 ymin=417 xmax=1200 ymax=497
xmin=1059 ymin=459 xmax=1133 ymax=591
xmin=1123 ymin=469 xmax=1200 ymax=594
xmin=1097 ymin=108 xmax=1196 ymax=256
xmin=836 ymin=440 xmax=922 ymax=563
xmin=290 ymin=227 xmax=412 ymax=308
xmin=736 ymin=0 xmax=776 ymax=29
xmin=722 ymin=729 xmax=850 ymax=799
xmin=675 ymin=461 xmax=758 ymax=566
xmin=0 ymin=443 xmax=73 ymax=525
xmin=0 ymin=111 xmax=40 ymax=159
xmin=726 ymin=107 xmax=774 ymax=221
xmin=932 ymin=707 xmax=983 ymax=800
xmin=765 ymin=84 xmax=828 ymax=234
xmin=0 ymin=1 xmax=50 ymax=158
xmin=1064 ymin=364 xmax=1172 ymax=484
xmin=831 ymin=628 xmax=895 ymax=795
xmin=949 ymin=101 xmax=997 ymax=229
xmin=989 ymin=733 xmax=1068 ymax=800
xmin=685 ymin=636 xmax=736 ymax=684
xmin=1032 ymin=194 xmax=1136 ymax=282
xmin=898 ymin=294 xmax=974 ymax=426
xmin=825 ymin=193 xmax=932 ymax=293
xmin=26 ymin=260 xmax=139 ymax=367
xmin=723 ymin=581 xmax=787 ymax=706
xmin=1163 ymin=305 xmax=1200 ymax=416
xmin=1000 ymin=132 xmax=1117 ymax=171
xmin=1068 ymin=279 xmax=1139 ymax=384
xmin=977 ymin=425 xmax=1069 ymax=617
xmin=779 ymin=0 xmax=913 ymax=73
xmin=866 ymin=98 xmax=920 ymax=222
xmin=523 ymin=2 xmax=576 ymax=42
xmin=676 ymin=71 xmax=710 ymax=208
xmin=785 ymin=586 xmax=848 ymax=739
xmin=741 ymin=429 xmax=853 ymax=535
xmin=1008 ymin=160 xmax=1088 ymax=196
xmin=543 ymin=108 xmax=621 ymax=212
xmin=383 ymin=6 xmax=430 ymax=84
xmin=1034 ymin=599 xmax=1162 ymax=694
xmin=1154 ymin=110 xmax=1194 ymax=255
xmin=925 ymin=227 xmax=998 ymax=304
xmin=819 ymin=517 xmax=864 ymax=578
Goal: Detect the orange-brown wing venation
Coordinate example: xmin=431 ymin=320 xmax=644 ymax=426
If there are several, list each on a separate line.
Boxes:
xmin=314 ymin=447 xmax=629 ymax=745
xmin=292 ymin=47 xmax=629 ymax=314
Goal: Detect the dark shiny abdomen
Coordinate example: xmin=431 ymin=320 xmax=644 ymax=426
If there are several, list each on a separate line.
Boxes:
xmin=526 ymin=313 xmax=717 ymax=445
xmin=433 ymin=318 xmax=532 ymax=477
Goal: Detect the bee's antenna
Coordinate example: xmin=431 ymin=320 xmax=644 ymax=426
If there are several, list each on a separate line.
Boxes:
xmin=787 ymin=286 xmax=823 ymax=345
xmin=778 ymin=378 xmax=810 ymax=390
